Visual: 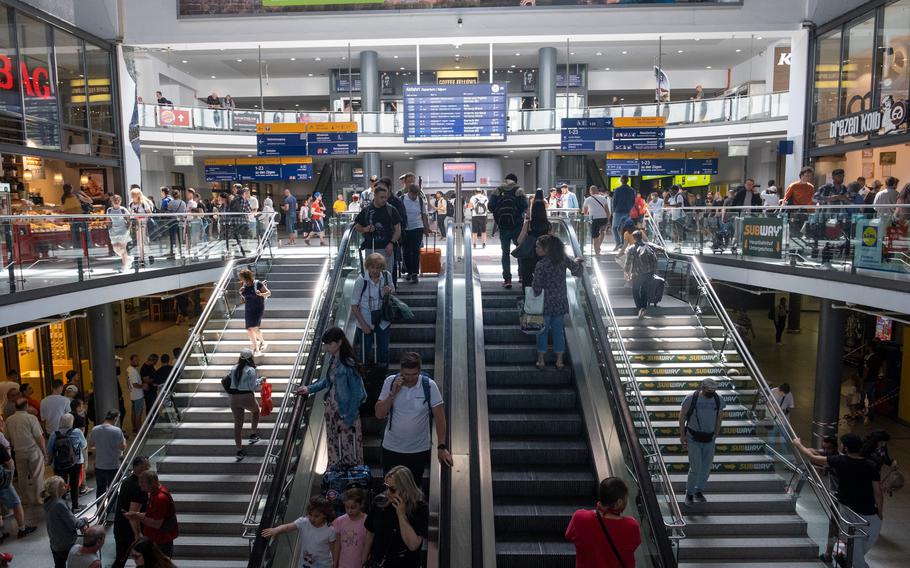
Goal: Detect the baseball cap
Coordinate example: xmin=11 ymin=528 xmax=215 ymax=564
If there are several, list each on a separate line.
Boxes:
xmin=399 ymin=172 xmax=415 ymax=181
xmin=240 ymin=348 xmax=254 ymax=360
xmin=701 ymin=377 xmax=719 ymax=391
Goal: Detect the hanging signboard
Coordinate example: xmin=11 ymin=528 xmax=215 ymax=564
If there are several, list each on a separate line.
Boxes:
xmin=605 ymin=152 xmax=640 ymax=176
xmin=741 ymin=217 xmax=784 ymax=259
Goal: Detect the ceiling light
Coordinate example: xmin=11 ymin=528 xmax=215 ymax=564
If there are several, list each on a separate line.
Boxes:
xmin=756 ymin=36 xmax=763 ymax=40
xmin=510 ymin=64 xmax=516 ymax=68
xmin=503 ymin=155 xmax=509 ymax=159
xmin=596 ymin=51 xmax=603 ymax=56
xmin=394 ymin=55 xmax=399 ymax=59
xmin=308 ymin=73 xmax=313 ymax=77
xmin=295 ymin=104 xmax=299 ymax=107
xmin=677 ymin=50 xmax=684 ymax=54
xmin=247 ymin=154 xmax=252 ymax=158
xmin=706 ymin=66 xmax=712 ymax=69
xmin=210 ymin=75 xmax=216 ymax=78
xmin=604 ymin=67 xmax=610 ymax=71
xmin=455 ymin=53 xmax=460 ymax=57
xmin=290 ymin=57 xmax=296 ymax=61
xmin=181 ymin=59 xmax=188 ymax=64
xmin=735 ymin=49 xmax=742 ymax=53
xmin=570 ymin=52 xmax=576 ymax=56
xmin=341 ymin=56 xmax=346 ymax=60
xmin=509 ymin=150 xmax=515 ymax=153
xmin=765 ymin=140 xmax=772 ymax=143
xmin=455 ymin=66 xmax=461 ymax=69
xmin=400 ymin=66 xmax=405 ymax=70
xmin=515 ymin=53 xmax=521 ymax=56
xmin=621 ymin=50 xmax=628 ymax=55
xmin=694 ymin=38 xmax=700 ymax=41
xmin=314 ymin=57 xmax=321 ymax=61
xmin=235 ymin=59 xmax=242 ymax=62
xmin=409 ymin=156 xmax=414 ymax=160
xmin=152 ymin=149 xmax=158 ymax=153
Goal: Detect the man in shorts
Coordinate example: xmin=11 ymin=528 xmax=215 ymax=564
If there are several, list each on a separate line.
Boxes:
xmin=469 ymin=188 xmax=489 ymax=248
xmin=0 ymin=441 xmax=37 ymax=539
xmin=582 ymin=185 xmax=612 ymax=255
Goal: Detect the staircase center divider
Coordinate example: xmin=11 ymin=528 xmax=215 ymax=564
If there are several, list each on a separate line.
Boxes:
xmin=76 ymin=215 xmax=280 ymax=529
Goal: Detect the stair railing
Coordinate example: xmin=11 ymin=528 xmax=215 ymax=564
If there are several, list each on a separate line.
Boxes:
xmin=75 ymin=215 xmax=279 ymax=530
xmin=560 ymin=219 xmax=681 ymax=567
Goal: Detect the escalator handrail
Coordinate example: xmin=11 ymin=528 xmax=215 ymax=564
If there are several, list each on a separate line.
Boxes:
xmin=246 ymin=222 xmax=358 ymax=566
xmin=642 ymin=215 xmax=868 ymax=533
xmin=241 ymin=256 xmax=331 ymax=534
xmin=560 ymin=219 xmax=679 ymax=567
xmin=75 ymin=216 xmax=280 ymax=526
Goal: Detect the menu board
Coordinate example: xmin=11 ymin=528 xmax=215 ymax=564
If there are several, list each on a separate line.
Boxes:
xmin=404 ymin=83 xmax=507 ymax=142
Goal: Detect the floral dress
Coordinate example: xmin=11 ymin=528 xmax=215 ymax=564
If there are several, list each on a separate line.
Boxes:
xmin=325 ymin=359 xmax=363 ymax=467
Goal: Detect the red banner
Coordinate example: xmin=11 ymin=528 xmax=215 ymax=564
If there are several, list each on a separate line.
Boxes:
xmin=157 ymin=107 xmax=191 ymax=127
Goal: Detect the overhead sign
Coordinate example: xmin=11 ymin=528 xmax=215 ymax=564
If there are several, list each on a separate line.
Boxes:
xmin=605 ymin=152 xmax=640 ymax=176
xmin=256 ymin=122 xmax=358 ymax=156
xmin=307 ymin=131 xmax=358 ymax=156
xmin=639 ymin=152 xmax=686 ymax=175
xmin=741 ymin=217 xmax=783 ymax=259
xmin=436 ymin=69 xmax=480 ymax=85
xmin=561 ymin=117 xmax=667 ymax=152
xmin=685 ymin=151 xmax=719 ymax=175
xmin=204 ymin=156 xmax=313 ymax=182
xmin=403 ymin=83 xmax=507 ymax=142
xmin=605 ymin=151 xmax=719 ymax=177
xmin=828 ymin=98 xmax=907 ymax=139
xmin=204 ymin=165 xmax=236 ymax=182
xmin=70 ymin=78 xmax=111 ymax=103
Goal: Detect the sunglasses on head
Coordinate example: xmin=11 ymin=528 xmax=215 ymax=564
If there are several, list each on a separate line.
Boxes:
xmin=384 ymin=483 xmax=397 ymax=493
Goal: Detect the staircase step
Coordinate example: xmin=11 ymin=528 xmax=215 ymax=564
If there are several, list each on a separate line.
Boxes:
xmin=682 ymin=513 xmax=807 ymax=537
xmin=155 ymin=421 xmax=283 ymax=438
xmin=642 ymin=405 xmax=750 ymax=421
xmin=657 ymin=436 xmax=767 ymax=454
xmin=675 ymin=493 xmax=796 ymax=513
xmin=663 ymin=453 xmax=774 ymax=473
xmin=489 ymin=413 xmax=583 ymax=437
xmin=495 ymin=540 xmax=575 ymax=567
xmin=678 ymin=537 xmax=820 ymax=561
xmin=669 ymin=472 xmax=786 ymax=493
xmin=171 ymin=492 xmax=251 ymax=514
xmin=488 ymin=387 xmax=577 ymax=411
xmin=644 ymin=420 xmax=756 ymax=437
xmin=639 ymin=389 xmax=757 ymax=405
xmin=492 ymin=469 xmax=596 ymax=497
xmin=173 ymin=535 xmax=250 ymax=557
xmin=622 ymin=350 xmax=739 ymax=363
xmin=493 ymin=500 xmax=580 ymax=533
xmin=158 ymin=474 xmax=258 ymax=493
xmin=491 ymin=438 xmax=589 ymax=466
xmin=156 ymin=455 xmax=264 ymax=475
xmin=485 ymin=366 xmax=572 ymax=387
xmin=147 ymin=438 xmax=268 ymax=456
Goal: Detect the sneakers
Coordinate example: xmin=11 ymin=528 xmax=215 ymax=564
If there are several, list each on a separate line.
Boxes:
xmin=249 ymin=433 xmax=261 ymax=445
xmin=79 ymin=486 xmax=91 ymax=495
xmin=638 ymin=308 xmax=646 ymax=320
xmin=482 ymin=242 xmax=486 ymax=249
xmin=17 ymin=526 xmax=36 ymax=539
xmin=685 ymin=494 xmax=694 ymax=505
xmin=236 ymin=449 xmax=246 ymax=462
xmin=694 ymin=492 xmax=707 ymax=503
xmin=502 ymin=279 xmax=512 ymax=289
xmin=259 ymin=342 xmax=269 ymax=352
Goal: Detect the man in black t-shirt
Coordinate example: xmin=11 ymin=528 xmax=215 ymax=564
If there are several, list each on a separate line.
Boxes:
xmin=113 ymin=456 xmax=150 ymax=568
xmin=795 ymin=433 xmax=882 ymax=568
xmin=140 ymin=354 xmax=159 ymax=414
xmin=354 ymin=185 xmax=401 ymax=280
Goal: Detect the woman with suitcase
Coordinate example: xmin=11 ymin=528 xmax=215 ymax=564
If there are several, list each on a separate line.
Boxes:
xmin=296 ymin=327 xmax=367 ymax=467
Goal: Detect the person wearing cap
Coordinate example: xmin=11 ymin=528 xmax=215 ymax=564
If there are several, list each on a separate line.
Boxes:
xmin=679 ymin=377 xmax=726 ymax=504
xmin=760 ymin=180 xmax=780 ymax=208
xmin=88 ymin=410 xmax=127 ymax=498
xmin=361 ymin=175 xmax=378 ymax=208
xmin=348 ymin=192 xmax=362 ymax=214
xmin=227 ymin=349 xmax=264 ymax=461
xmin=814 ymin=168 xmax=849 ymax=206
xmin=401 ymin=182 xmax=431 ymax=284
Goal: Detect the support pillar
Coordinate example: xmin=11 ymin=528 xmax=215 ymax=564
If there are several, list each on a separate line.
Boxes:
xmin=88 ymin=304 xmax=118 ymax=422
xmin=363 ymin=152 xmax=381 ymax=188
xmin=811 ymin=299 xmax=845 ymax=448
xmin=360 ymin=50 xmax=379 ymax=133
xmin=537 ymin=47 xmax=557 ymax=109
xmin=785 ymin=29 xmax=809 ymax=181
xmin=537 ymin=150 xmax=556 ymax=193
xmin=787 ymin=292 xmax=802 ymax=332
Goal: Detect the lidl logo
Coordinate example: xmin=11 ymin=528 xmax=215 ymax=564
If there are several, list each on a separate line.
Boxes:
xmin=862 ymin=226 xmax=878 ymax=247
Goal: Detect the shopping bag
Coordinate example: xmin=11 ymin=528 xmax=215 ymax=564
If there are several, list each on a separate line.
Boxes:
xmin=519 ymin=288 xmax=546 ymax=335
xmin=259 ymin=378 xmax=273 ymax=416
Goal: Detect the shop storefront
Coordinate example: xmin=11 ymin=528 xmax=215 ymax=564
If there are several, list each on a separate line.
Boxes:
xmin=1 ymin=315 xmax=90 ymax=398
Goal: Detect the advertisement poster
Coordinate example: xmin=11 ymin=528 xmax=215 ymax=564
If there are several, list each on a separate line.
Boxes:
xmin=232 ymin=111 xmax=262 ymax=131
xmin=741 ymin=217 xmax=783 ymax=259
xmin=854 ymin=217 xmax=884 ymax=270
xmin=875 ymin=316 xmax=893 ymax=341
xmin=157 ymin=107 xmax=190 ymax=127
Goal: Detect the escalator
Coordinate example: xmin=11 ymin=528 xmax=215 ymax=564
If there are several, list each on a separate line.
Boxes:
xmin=468 ymin=217 xmax=679 ymax=568
xmin=582 ymin=215 xmax=867 ymax=567
xmin=246 ymin=220 xmax=454 ymax=568
xmin=585 ymin=157 xmax=610 ymax=190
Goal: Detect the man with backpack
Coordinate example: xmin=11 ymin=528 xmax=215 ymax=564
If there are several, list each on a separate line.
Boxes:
xmin=490 ymin=173 xmax=527 ymax=289
xmin=47 ymin=413 xmax=87 ymax=511
xmin=375 ymin=352 xmax=452 ymax=485
xmin=354 ymin=185 xmax=402 ymax=283
xmin=678 ymin=378 xmax=725 ymax=505
xmin=624 ymin=230 xmax=661 ymax=320
xmin=469 ymin=188 xmax=489 ymax=248
xmin=611 ymin=175 xmax=636 ymax=250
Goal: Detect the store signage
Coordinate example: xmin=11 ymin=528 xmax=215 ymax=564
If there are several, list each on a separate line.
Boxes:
xmin=773 ymin=46 xmax=791 ymax=92
xmin=70 ymin=78 xmax=111 ymax=103
xmin=437 ymin=70 xmax=479 ymax=85
xmin=232 ymin=111 xmax=262 ymax=131
xmin=741 ymin=217 xmax=783 ymax=259
xmin=0 ymin=55 xmax=52 ymax=99
xmin=854 ymin=218 xmax=884 ymax=270
xmin=828 ymin=98 xmax=908 ymax=139
xmin=404 ymin=83 xmax=507 ymax=142
xmin=158 ymin=107 xmax=190 ymax=127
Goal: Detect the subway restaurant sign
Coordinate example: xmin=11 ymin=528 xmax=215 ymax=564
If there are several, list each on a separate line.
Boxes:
xmin=741 ymin=217 xmax=783 ymax=259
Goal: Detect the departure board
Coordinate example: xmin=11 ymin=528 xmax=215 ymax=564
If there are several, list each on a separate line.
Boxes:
xmin=403 ymin=83 xmax=508 ymax=142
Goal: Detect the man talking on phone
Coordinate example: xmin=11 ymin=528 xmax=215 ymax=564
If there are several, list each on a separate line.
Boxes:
xmin=375 ymin=352 xmax=453 ymax=485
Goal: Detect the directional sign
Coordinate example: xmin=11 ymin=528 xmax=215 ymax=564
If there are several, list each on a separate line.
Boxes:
xmin=281 ymin=163 xmax=313 ymax=180
xmin=614 ymin=139 xmax=666 ymax=151
xmin=306 ymin=131 xmax=358 ymax=156
xmin=204 ymin=165 xmax=237 ymax=182
xmin=686 ymin=158 xmax=719 ymax=175
xmin=561 ymin=118 xmax=613 ymax=128
xmin=613 ymin=128 xmax=666 ymax=139
xmin=257 ymin=133 xmax=308 ymax=157
xmin=606 ymin=153 xmax=641 ymax=176
xmin=640 ymin=158 xmax=686 ymax=175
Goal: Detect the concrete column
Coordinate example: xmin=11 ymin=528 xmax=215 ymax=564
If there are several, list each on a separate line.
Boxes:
xmin=361 ymin=50 xmax=379 ymax=134
xmin=88 ymin=304 xmax=118 ymax=422
xmin=784 ymin=29 xmax=809 ymax=182
xmin=537 ymin=149 xmax=556 ymax=192
xmin=116 ymin=46 xmax=142 ymax=196
xmin=787 ymin=292 xmax=802 ymax=332
xmin=363 ymin=152 xmax=381 ymax=187
xmin=811 ymin=299 xmax=846 ymax=447
xmin=537 ymin=47 xmax=557 ymax=110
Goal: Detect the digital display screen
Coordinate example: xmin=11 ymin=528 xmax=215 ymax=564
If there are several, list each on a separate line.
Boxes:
xmin=443 ymin=162 xmax=477 ymax=183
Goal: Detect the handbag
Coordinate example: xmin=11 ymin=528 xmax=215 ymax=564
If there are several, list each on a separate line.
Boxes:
xmin=519 ymin=288 xmax=546 ymax=335
xmin=511 ymin=233 xmax=538 ymax=259
xmin=595 ymin=511 xmax=627 ymax=568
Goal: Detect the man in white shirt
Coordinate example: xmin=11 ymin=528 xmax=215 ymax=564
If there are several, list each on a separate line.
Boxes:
xmin=40 ymin=380 xmax=71 ymax=434
xmin=400 ymin=183 xmax=430 ymax=284
xmin=770 ymin=383 xmax=795 ymax=419
xmin=375 ymin=352 xmax=453 ymax=484
xmin=126 ymin=355 xmax=145 ymax=434
xmin=6 ymin=399 xmax=48 ymax=504
xmin=469 ymin=189 xmax=490 ymax=249
xmin=760 ymin=180 xmax=780 ymax=208
xmin=873 ymin=176 xmax=899 ymax=206
xmin=582 ymin=186 xmax=612 ymax=255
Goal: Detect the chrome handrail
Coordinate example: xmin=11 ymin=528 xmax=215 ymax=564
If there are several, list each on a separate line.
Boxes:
xmin=76 ymin=216 xmax=278 ymax=526
xmin=240 ymin=257 xmax=330 ymax=536
xmin=588 ymin=259 xmax=687 ymax=533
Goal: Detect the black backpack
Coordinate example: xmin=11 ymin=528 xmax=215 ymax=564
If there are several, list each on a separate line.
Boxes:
xmin=495 ymin=189 xmax=521 ymax=230
xmin=445 ymin=198 xmax=454 ymax=217
xmin=52 ymin=429 xmax=78 ymax=470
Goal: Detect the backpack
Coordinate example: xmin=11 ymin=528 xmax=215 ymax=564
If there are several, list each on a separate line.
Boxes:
xmin=473 ymin=198 xmax=488 ymax=216
xmin=445 ymin=198 xmax=454 ymax=217
xmin=631 ymin=243 xmax=658 ymax=275
xmin=684 ymin=390 xmax=720 ymax=442
xmin=52 ymin=429 xmax=78 ymax=470
xmin=494 ymin=189 xmax=520 ymax=230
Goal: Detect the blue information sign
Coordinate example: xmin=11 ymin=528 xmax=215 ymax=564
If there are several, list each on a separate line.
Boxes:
xmin=606 ymin=159 xmax=641 ymax=176
xmin=561 ymin=118 xmax=613 ymax=129
xmin=685 ymin=158 xmax=719 ymax=175
xmin=257 ymin=133 xmax=308 ymax=157
xmin=306 ymin=132 xmax=358 ymax=156
xmin=613 ymin=139 xmax=666 ymax=151
xmin=613 ymin=128 xmax=666 ymax=139
xmin=404 ymin=83 xmax=508 ymax=142
xmin=281 ymin=164 xmax=313 ymax=181
xmin=235 ymin=165 xmax=258 ymax=181
xmin=560 ymin=118 xmax=616 ymax=152
xmin=253 ymin=164 xmax=282 ymax=180
xmin=561 ymin=128 xmax=615 ymax=142
xmin=640 ymin=158 xmax=687 ymax=175
xmin=204 ymin=165 xmax=237 ymax=182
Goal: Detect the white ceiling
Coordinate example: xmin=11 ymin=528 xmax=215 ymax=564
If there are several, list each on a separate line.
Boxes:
xmin=146 ymin=35 xmax=783 ymax=83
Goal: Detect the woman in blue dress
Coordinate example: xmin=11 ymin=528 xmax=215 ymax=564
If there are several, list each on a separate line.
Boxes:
xmin=239 ymin=268 xmax=271 ymax=355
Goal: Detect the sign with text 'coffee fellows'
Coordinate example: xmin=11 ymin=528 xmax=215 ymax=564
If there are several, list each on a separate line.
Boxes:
xmin=741 ymin=217 xmax=784 ymax=259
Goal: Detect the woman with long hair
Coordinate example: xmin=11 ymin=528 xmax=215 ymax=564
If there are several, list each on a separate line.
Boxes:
xmin=531 ymin=234 xmax=584 ymax=369
xmin=107 ymin=194 xmax=132 ymax=272
xmin=227 ymin=349 xmax=263 ymax=462
xmin=296 ymin=327 xmax=366 ymax=468
xmin=238 ymin=268 xmax=271 ymax=354
xmin=363 ymin=465 xmax=429 ymax=567
xmin=515 ymin=198 xmax=551 ymax=289
xmin=129 ymin=536 xmax=177 ymax=567
xmin=129 ymin=187 xmax=155 ymax=267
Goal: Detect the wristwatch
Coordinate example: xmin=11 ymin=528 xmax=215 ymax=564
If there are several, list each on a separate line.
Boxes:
xmin=437 ymin=443 xmax=448 ymax=451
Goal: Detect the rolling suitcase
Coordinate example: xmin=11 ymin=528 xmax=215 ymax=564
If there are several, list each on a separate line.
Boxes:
xmin=419 ymin=233 xmax=442 ymax=275
xmin=322 ymin=464 xmax=371 ymax=515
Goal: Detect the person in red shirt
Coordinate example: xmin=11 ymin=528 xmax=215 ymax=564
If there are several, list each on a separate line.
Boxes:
xmin=124 ymin=470 xmax=179 ymax=558
xmin=566 ymin=477 xmax=641 ymax=567
xmin=305 ymin=192 xmax=327 ymax=246
xmin=782 ymin=166 xmax=816 ymax=206
xmin=20 ymin=384 xmax=41 ymax=417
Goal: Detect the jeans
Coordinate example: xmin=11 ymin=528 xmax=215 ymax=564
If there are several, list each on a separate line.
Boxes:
xmin=774 ymin=317 xmax=786 ymax=343
xmin=852 ymin=512 xmax=882 ymax=568
xmin=632 ymin=272 xmax=652 ymax=310
xmin=95 ymin=468 xmax=118 ymax=498
xmin=685 ymin=433 xmax=716 ymax=495
xmin=403 ymin=228 xmax=424 ymax=276
xmin=536 ymin=314 xmax=566 ymax=354
xmin=498 ymin=227 xmax=521 ymax=280
xmin=52 ymin=550 xmax=69 ymax=568
xmin=611 ymin=214 xmax=628 ymax=247
xmin=357 ymin=324 xmax=391 ymax=366
xmin=382 ymin=447 xmax=431 ymax=489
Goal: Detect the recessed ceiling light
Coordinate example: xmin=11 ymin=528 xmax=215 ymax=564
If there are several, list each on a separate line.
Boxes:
xmin=394 ymin=55 xmax=399 ymax=59
xmin=677 ymin=50 xmax=684 ymax=54
xmin=510 ymin=64 xmax=516 ymax=68
xmin=515 ymin=53 xmax=521 ymax=56
xmin=400 ymin=66 xmax=405 ymax=70
xmin=455 ymin=65 xmax=461 ymax=69
xmin=455 ymin=53 xmax=460 ymax=57
xmin=596 ymin=52 xmax=603 ymax=56
xmin=247 ymin=154 xmax=252 ymax=158
xmin=152 ymin=149 xmax=158 ymax=153
xmin=765 ymin=140 xmax=772 ymax=143
xmin=236 ymin=59 xmax=243 ymax=62
xmin=503 ymin=155 xmax=509 ymax=158
xmin=509 ymin=150 xmax=515 ymax=153
xmin=314 ymin=57 xmax=321 ymax=61
xmin=706 ymin=66 xmax=712 ymax=69
xmin=408 ymin=157 xmax=414 ymax=160
xmin=307 ymin=73 xmax=313 ymax=77
xmin=290 ymin=57 xmax=296 ymax=61
xmin=694 ymin=38 xmax=700 ymax=41
xmin=735 ymin=49 xmax=742 ymax=53
xmin=295 ymin=104 xmax=299 ymax=107
xmin=621 ymin=50 xmax=628 ymax=55
xmin=604 ymin=67 xmax=611 ymax=71
xmin=210 ymin=75 xmax=216 ymax=78
xmin=756 ymin=36 xmax=763 ymax=40
xmin=341 ymin=56 xmax=346 ymax=60
xmin=570 ymin=52 xmax=575 ymax=55
xmin=456 ymin=151 xmax=462 ymax=154
xmin=181 ymin=59 xmax=188 ymax=64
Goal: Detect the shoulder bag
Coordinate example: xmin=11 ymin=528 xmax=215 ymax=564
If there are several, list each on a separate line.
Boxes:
xmin=519 ymin=287 xmax=546 ymax=335
xmin=595 ymin=511 xmax=627 ymax=568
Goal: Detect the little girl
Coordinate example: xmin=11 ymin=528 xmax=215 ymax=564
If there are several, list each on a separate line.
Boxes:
xmin=262 ymin=496 xmax=336 ymax=568
xmin=331 ymin=488 xmax=368 ymax=568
